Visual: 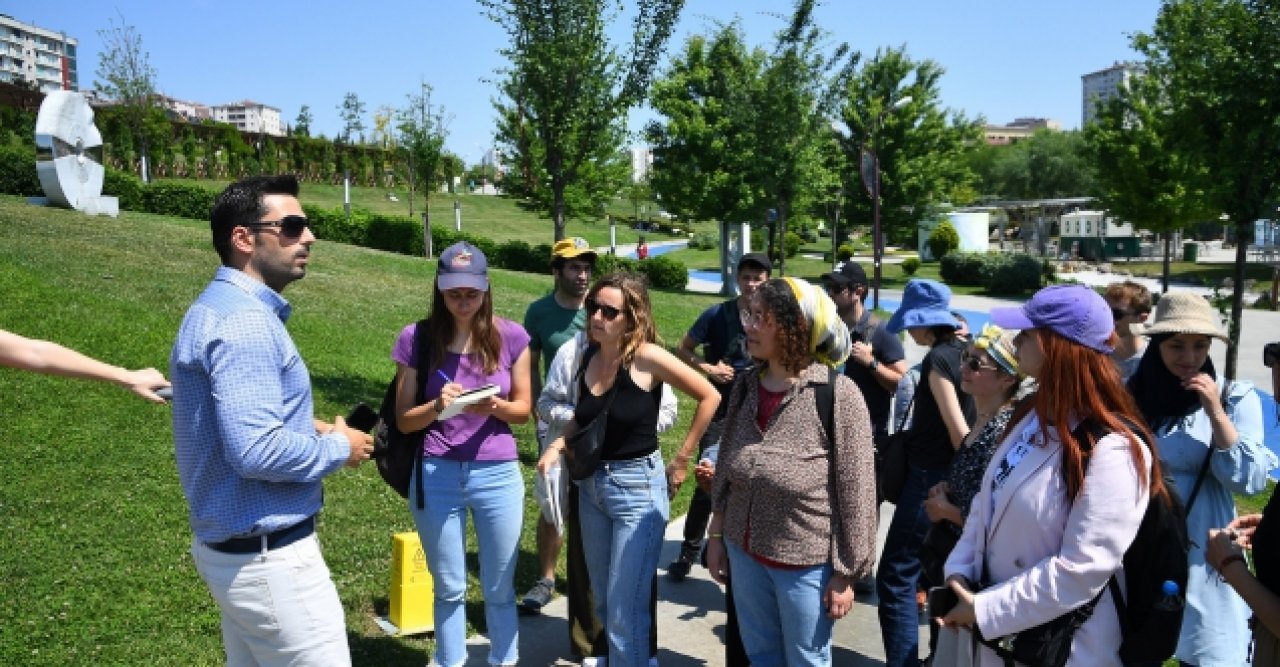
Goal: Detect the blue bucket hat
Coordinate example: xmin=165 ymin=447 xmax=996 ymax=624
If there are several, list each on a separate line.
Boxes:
xmin=885 ymin=279 xmax=959 ymax=334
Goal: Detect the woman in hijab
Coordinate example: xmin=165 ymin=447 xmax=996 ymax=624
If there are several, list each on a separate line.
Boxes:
xmin=705 ymin=277 xmax=878 ymax=666
xmin=1127 ymin=292 xmax=1275 ymax=666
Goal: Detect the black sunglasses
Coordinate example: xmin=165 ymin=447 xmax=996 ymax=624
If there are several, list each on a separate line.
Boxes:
xmin=960 ymin=351 xmax=1000 ymax=373
xmin=1111 ymin=307 xmax=1134 ymax=321
xmin=585 ymin=299 xmax=623 ymax=321
xmin=243 ymin=215 xmax=311 ymax=238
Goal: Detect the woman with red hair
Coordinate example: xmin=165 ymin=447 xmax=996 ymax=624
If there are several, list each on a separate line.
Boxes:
xmin=937 ymin=285 xmax=1161 ymax=666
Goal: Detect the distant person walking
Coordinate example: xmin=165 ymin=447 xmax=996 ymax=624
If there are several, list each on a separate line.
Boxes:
xmin=636 ymin=237 xmax=649 ymax=260
xmin=0 ymin=327 xmax=169 ymax=402
xmin=171 ymin=175 xmax=374 ymax=665
xmin=392 ymin=242 xmax=532 ymax=667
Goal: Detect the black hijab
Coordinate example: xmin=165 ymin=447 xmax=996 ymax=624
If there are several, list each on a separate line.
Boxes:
xmin=1127 ymin=333 xmax=1217 ymax=433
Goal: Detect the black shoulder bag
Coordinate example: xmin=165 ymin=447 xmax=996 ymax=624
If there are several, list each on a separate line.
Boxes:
xmin=563 ymin=345 xmax=619 ymax=480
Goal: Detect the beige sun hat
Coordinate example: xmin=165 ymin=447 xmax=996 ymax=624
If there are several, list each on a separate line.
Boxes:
xmin=1129 ymin=292 xmax=1228 ymax=342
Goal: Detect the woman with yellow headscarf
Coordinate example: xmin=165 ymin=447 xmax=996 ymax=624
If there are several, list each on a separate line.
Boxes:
xmin=703 ymin=277 xmax=877 ymax=666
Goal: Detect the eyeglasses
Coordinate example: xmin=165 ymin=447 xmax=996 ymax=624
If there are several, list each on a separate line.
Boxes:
xmin=585 ymin=299 xmax=623 ymax=321
xmin=960 ymin=351 xmax=1000 ymax=373
xmin=242 ymin=215 xmax=311 ymax=239
xmin=739 ymin=310 xmax=766 ymax=329
xmin=1111 ymin=308 xmax=1135 ymax=321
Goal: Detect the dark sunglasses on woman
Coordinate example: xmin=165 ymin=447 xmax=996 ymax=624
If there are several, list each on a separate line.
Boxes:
xmin=585 ymin=299 xmax=622 ymax=321
xmin=242 ymin=215 xmax=311 ymax=239
xmin=960 ymin=351 xmax=1000 ymax=373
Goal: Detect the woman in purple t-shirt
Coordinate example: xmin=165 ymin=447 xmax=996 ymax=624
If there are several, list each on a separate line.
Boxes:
xmin=391 ymin=242 xmax=532 ymax=667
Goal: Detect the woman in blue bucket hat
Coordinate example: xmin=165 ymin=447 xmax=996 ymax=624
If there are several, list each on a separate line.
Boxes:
xmin=876 ymin=279 xmax=975 ymax=667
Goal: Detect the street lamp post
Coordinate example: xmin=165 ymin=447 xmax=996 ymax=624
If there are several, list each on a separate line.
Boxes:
xmin=859 ymin=95 xmax=912 ymax=311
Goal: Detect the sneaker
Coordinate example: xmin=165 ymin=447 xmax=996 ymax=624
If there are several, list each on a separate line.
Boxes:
xmin=518 ymin=577 xmax=555 ymax=614
xmin=581 ymin=658 xmax=607 ymax=667
xmin=667 ymin=545 xmax=699 ymax=582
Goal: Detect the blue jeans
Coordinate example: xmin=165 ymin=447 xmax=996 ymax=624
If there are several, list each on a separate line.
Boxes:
xmin=726 ymin=540 xmax=835 ymax=667
xmin=410 ymin=458 xmax=524 ymax=667
xmin=877 ymin=463 xmax=948 ymax=667
xmin=576 ymin=451 xmax=668 ymax=667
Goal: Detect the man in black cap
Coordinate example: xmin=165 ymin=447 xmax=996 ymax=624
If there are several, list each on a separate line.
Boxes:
xmin=824 ymin=262 xmax=907 ymax=445
xmin=668 ymin=251 xmax=771 ymax=581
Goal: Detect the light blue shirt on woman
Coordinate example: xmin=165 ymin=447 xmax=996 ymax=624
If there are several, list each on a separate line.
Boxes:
xmin=1157 ymin=377 xmax=1276 ymax=666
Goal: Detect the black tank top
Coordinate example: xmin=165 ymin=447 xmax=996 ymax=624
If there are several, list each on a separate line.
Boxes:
xmin=574 ymin=365 xmax=662 ymax=460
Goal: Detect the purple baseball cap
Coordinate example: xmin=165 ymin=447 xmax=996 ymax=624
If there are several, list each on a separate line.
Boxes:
xmin=437 ymin=242 xmax=489 ymax=291
xmin=989 ymin=284 xmax=1114 ymax=353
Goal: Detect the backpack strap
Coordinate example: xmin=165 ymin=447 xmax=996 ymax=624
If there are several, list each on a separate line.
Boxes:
xmin=411 ymin=319 xmax=430 ymax=510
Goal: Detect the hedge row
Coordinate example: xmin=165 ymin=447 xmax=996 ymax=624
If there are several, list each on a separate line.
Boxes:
xmin=939 ymin=252 xmax=1054 ymax=294
xmin=0 ymin=157 xmax=689 ymax=291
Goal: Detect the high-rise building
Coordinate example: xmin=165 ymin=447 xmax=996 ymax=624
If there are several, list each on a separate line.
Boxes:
xmin=0 ymin=14 xmax=78 ymax=92
xmin=211 ymin=100 xmax=284 ymax=137
xmin=1081 ymin=61 xmax=1142 ymax=126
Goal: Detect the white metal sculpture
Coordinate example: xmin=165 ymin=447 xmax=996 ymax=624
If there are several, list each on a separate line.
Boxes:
xmin=34 ymin=91 xmax=118 ymax=217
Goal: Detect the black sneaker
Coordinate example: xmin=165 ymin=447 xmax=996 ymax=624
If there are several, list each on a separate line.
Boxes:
xmin=667 ymin=546 xmax=699 ymax=582
xmin=518 ymin=577 xmax=555 ymax=614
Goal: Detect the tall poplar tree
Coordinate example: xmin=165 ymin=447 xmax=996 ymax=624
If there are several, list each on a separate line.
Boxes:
xmin=95 ymin=15 xmax=159 ymax=182
xmin=483 ymin=0 xmax=684 ymax=241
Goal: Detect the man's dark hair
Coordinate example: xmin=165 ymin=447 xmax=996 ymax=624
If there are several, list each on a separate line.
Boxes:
xmin=552 ymin=255 xmax=597 ymax=272
xmin=211 ymin=175 xmax=300 ymax=264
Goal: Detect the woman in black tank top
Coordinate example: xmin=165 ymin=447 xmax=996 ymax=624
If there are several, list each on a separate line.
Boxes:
xmin=536 ymin=272 xmax=718 ymax=667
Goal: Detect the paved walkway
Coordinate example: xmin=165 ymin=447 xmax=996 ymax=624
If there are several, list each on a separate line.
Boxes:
xmin=455 ymin=504 xmax=920 ymax=666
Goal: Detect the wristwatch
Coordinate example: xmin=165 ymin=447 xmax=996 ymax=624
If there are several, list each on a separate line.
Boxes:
xmin=868 ymin=358 xmax=880 ymax=371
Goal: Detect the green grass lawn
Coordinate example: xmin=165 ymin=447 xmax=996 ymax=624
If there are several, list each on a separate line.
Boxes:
xmin=0 ymin=195 xmax=721 ymax=665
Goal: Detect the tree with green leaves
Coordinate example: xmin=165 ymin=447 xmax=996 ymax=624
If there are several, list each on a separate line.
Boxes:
xmin=1086 ymin=70 xmax=1213 ymax=293
xmin=483 ymin=0 xmax=684 ymax=241
xmin=293 ymin=105 xmax=313 ymax=138
xmin=971 ymin=129 xmax=1097 ymax=201
xmin=337 ymin=93 xmax=366 ymax=144
xmin=95 ymin=15 xmax=159 ymax=182
xmin=753 ymin=0 xmax=858 ymax=274
xmin=838 ymin=45 xmax=981 ymax=248
xmin=397 ymin=82 xmax=449 ymax=218
xmin=646 ymin=21 xmax=768 ymax=231
xmin=1134 ymin=0 xmax=1280 ymax=378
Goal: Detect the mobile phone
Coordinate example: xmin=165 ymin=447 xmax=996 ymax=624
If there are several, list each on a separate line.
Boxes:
xmin=155 ymin=386 xmax=173 ymax=401
xmin=346 ymin=402 xmax=379 ymax=432
xmin=927 ymin=585 xmax=958 ymax=618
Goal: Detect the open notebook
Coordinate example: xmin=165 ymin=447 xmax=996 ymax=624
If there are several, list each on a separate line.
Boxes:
xmin=437 ymin=384 xmax=500 ymax=420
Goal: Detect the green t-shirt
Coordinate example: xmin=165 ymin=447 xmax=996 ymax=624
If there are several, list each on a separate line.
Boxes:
xmin=523 ymin=293 xmax=587 ymax=379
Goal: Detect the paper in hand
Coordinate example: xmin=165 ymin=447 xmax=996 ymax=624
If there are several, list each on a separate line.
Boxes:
xmin=436 ymin=384 xmax=500 ymax=420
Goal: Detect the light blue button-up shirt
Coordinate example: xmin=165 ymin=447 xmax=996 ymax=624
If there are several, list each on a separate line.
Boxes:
xmin=171 ymin=266 xmax=349 ymax=543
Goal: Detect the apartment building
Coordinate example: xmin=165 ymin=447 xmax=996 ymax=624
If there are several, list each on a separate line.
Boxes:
xmin=211 ymin=100 xmax=284 ymax=136
xmin=157 ymin=94 xmax=212 ymax=122
xmin=0 ymin=14 xmax=78 ymax=92
xmin=1081 ymin=61 xmax=1142 ymax=126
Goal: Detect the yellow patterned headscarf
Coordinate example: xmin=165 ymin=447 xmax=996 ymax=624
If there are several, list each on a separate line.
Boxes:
xmin=782 ymin=277 xmax=851 ymax=368
xmin=973 ymin=323 xmax=1021 ymax=377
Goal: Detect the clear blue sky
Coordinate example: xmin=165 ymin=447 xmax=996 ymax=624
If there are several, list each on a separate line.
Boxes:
xmin=10 ymin=0 xmax=1159 ymax=166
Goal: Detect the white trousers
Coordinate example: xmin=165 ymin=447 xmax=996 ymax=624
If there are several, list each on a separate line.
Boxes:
xmin=192 ymin=534 xmax=351 ymax=667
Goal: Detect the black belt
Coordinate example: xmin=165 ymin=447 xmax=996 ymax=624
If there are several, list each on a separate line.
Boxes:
xmin=206 ymin=516 xmax=315 ymax=554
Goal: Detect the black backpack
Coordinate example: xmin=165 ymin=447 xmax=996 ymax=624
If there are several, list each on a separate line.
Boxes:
xmin=1074 ymin=418 xmax=1211 ymax=664
xmin=373 ymin=319 xmax=431 ymax=508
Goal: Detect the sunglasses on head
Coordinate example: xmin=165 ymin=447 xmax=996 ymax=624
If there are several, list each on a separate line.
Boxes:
xmin=960 ymin=351 xmax=1000 ymax=373
xmin=585 ymin=299 xmax=623 ymax=321
xmin=243 ymin=215 xmax=311 ymax=238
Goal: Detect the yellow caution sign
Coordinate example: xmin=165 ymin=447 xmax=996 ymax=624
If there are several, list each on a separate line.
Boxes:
xmin=389 ymin=532 xmax=434 ymax=634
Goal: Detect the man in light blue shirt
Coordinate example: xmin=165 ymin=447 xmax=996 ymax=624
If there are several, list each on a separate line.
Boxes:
xmin=171 ymin=175 xmax=373 ymax=665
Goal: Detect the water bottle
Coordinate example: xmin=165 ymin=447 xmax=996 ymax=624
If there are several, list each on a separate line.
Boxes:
xmin=1154 ymin=580 xmax=1183 ymax=612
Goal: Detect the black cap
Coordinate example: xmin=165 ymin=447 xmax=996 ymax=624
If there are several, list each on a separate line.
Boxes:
xmin=822 ymin=261 xmax=867 ymax=287
xmin=738 ymin=252 xmax=772 ymax=273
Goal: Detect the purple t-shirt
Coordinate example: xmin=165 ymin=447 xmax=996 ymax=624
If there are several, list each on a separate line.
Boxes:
xmin=391 ymin=317 xmax=530 ymax=461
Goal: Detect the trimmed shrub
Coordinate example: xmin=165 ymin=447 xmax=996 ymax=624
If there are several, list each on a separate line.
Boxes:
xmin=984 ymin=254 xmax=1044 ymax=294
xmin=901 ymin=257 xmax=921 ymax=276
xmin=837 ymin=243 xmax=854 ymax=262
xmin=637 ymin=255 xmax=688 ymax=291
xmin=940 ymin=252 xmax=987 ymax=284
xmin=0 ymin=144 xmax=40 ymax=196
xmin=928 ymin=220 xmax=961 ymax=260
xmin=141 ymin=181 xmax=217 ymax=220
xmin=103 ymin=169 xmax=144 ymax=210
xmin=688 ymin=230 xmax=718 ymax=250
xmin=492 ymin=240 xmax=552 ymax=274
xmin=784 ymin=231 xmax=803 ymax=258
xmin=363 ymin=212 xmax=419 ymax=253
